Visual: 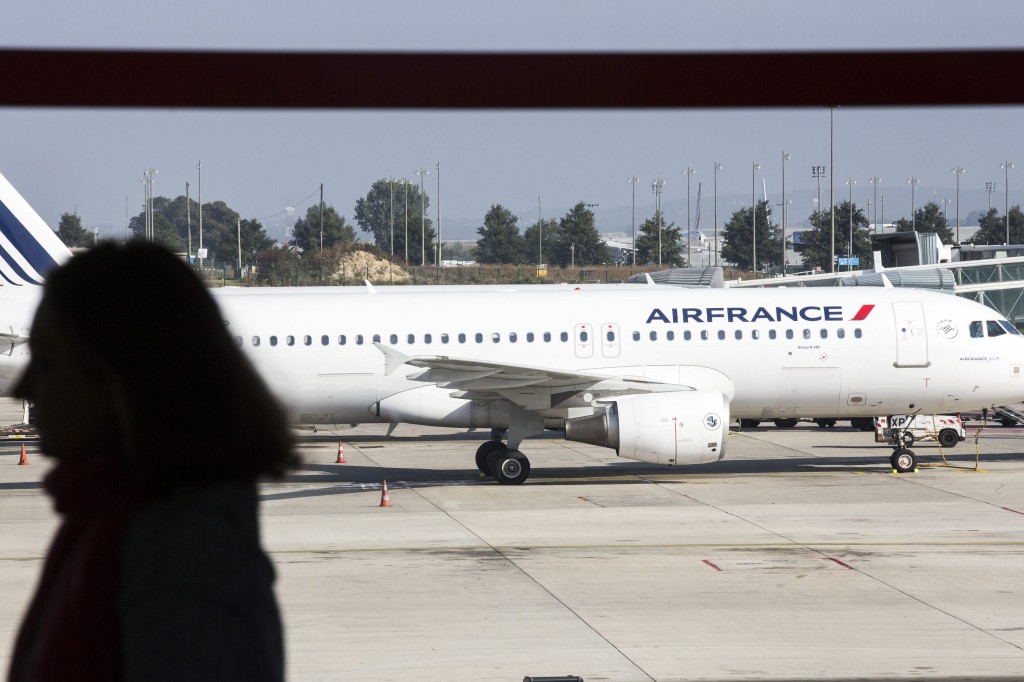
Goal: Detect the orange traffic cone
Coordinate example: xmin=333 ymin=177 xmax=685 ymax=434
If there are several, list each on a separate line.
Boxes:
xmin=379 ymin=480 xmax=391 ymax=507
xmin=17 ymin=443 xmax=29 ymax=466
xmin=335 ymin=442 xmax=346 ymax=464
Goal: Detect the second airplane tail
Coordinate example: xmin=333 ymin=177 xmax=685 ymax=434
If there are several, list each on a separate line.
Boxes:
xmin=0 ymin=171 xmax=72 ymax=287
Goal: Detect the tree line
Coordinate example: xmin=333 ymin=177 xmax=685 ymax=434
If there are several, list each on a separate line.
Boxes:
xmin=53 ymin=179 xmax=1024 ymax=277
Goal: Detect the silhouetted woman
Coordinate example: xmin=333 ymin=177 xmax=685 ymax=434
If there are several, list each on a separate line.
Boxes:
xmin=9 ymin=242 xmax=295 ymax=681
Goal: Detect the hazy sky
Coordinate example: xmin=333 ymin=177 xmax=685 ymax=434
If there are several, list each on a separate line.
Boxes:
xmin=2 ymin=0 xmax=1022 ymax=241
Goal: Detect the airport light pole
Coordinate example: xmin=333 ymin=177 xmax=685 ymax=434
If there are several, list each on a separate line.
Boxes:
xmin=435 ymin=162 xmax=441 ymax=267
xmin=907 ymin=177 xmax=919 ymax=231
xmin=951 ymin=166 xmax=965 ymax=243
xmin=714 ymin=162 xmax=723 ymax=267
xmin=1002 ymin=161 xmax=1014 ymax=244
xmin=868 ymin=176 xmax=881 ymax=233
xmin=986 ymin=181 xmax=997 ymax=211
xmin=751 ymin=162 xmax=760 ymax=277
xmin=682 ymin=167 xmax=695 ymax=262
xmin=651 ymin=178 xmax=665 ymax=266
xmin=845 ymin=178 xmax=856 ymax=271
xmin=537 ymin=196 xmax=543 ymax=265
xmin=781 ymin=152 xmax=791 ymax=277
xmin=197 ymin=161 xmax=203 ymax=270
xmin=404 ymin=179 xmax=409 ymax=262
xmin=881 ymin=195 xmax=885 ymax=229
xmin=416 ymin=168 xmax=428 ymax=265
xmin=388 ymin=177 xmax=394 ymax=256
xmin=811 ymin=165 xmax=825 ymax=214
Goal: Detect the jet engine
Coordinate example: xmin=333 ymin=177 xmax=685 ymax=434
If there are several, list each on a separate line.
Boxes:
xmin=564 ymin=391 xmax=729 ymax=465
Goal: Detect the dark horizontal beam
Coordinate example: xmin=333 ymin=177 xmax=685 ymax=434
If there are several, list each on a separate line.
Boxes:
xmin=5 ymin=48 xmax=1023 ymax=109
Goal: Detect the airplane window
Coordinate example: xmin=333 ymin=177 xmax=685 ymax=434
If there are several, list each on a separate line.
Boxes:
xmin=802 ymin=329 xmax=811 ymax=339
xmin=304 ymin=335 xmax=312 ymax=346
xmin=987 ymin=321 xmax=1007 ymax=337
xmin=701 ymin=330 xmax=709 ymax=341
xmin=717 ymin=330 xmax=725 ymax=340
xmin=734 ymin=330 xmax=742 ymax=340
xmin=606 ymin=330 xmax=615 ymax=342
xmin=786 ymin=330 xmax=794 ymax=340
xmin=666 ymin=330 xmax=674 ymax=341
xmin=560 ymin=332 xmax=569 ymax=342
xmin=999 ymin=321 xmax=1021 ymax=335
xmin=407 ymin=334 xmax=415 ymax=344
xmin=458 ymin=333 xmax=466 ymax=343
xmin=820 ymin=329 xmax=828 ymax=339
xmin=969 ymin=321 xmax=983 ymax=337
xmin=769 ymin=330 xmax=777 ymax=340
xmin=752 ymin=330 xmax=759 ymax=340
xmin=510 ymin=332 xmax=517 ymax=343
xmin=356 ymin=335 xmax=364 ymax=345
xmin=424 ymin=334 xmax=432 ymax=344
xmin=441 ymin=333 xmax=449 ymax=344
xmin=475 ymin=333 xmax=483 ymax=343
xmin=270 ymin=336 xmax=278 ymax=347
xmin=580 ymin=330 xmax=589 ymax=342
xmin=338 ymin=335 xmax=346 ymax=345
xmin=649 ymin=331 xmax=658 ymax=341
xmin=373 ymin=334 xmax=381 ymax=343
xmin=321 ymin=335 xmax=329 ymax=346
xmin=390 ymin=334 xmax=398 ymax=344
xmin=684 ymin=331 xmax=692 ymax=341
xmin=491 ymin=332 xmax=500 ymax=343
xmin=234 ymin=336 xmax=242 ymax=347
xmin=854 ymin=329 xmax=862 ymax=338
xmin=837 ymin=328 xmax=846 ymax=339
xmin=544 ymin=332 xmax=552 ymax=342
xmin=287 ymin=335 xmax=295 ymax=346
xmin=251 ymin=336 xmax=260 ymax=347
xmin=632 ymin=331 xmax=640 ymax=341
xmin=527 ymin=332 xmax=535 ymax=342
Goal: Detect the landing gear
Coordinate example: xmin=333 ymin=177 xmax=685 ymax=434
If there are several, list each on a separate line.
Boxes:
xmin=492 ymin=449 xmax=531 ymax=485
xmin=474 ymin=439 xmax=531 ymax=485
xmin=475 ymin=440 xmax=506 ymax=474
xmin=890 ymin=448 xmax=918 ymax=473
xmin=814 ymin=418 xmax=837 ymax=428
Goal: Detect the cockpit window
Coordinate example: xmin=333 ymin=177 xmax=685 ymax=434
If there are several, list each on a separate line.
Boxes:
xmin=970 ymin=321 xmax=984 ymax=338
xmin=999 ymin=320 xmax=1021 ymax=336
xmin=987 ymin=321 xmax=1007 ymax=337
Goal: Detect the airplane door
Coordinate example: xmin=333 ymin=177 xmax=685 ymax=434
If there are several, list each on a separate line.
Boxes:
xmin=893 ymin=301 xmax=930 ymax=368
xmin=574 ymin=323 xmax=594 ymax=359
xmin=601 ymin=323 xmax=621 ymax=358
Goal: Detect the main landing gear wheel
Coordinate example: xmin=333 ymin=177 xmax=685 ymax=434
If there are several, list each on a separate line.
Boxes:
xmin=492 ymin=449 xmax=531 ymax=485
xmin=890 ymin=448 xmax=918 ymax=473
xmin=772 ymin=418 xmax=799 ymax=428
xmin=475 ymin=440 xmax=507 ymax=475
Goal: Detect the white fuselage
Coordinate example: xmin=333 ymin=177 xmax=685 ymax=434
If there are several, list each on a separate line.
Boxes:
xmin=207 ymin=285 xmax=1023 ymax=425
xmin=0 ymin=284 xmax=1021 ymax=429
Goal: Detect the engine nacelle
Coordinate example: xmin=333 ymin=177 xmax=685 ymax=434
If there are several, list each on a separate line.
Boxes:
xmin=564 ymin=391 xmax=729 ymax=465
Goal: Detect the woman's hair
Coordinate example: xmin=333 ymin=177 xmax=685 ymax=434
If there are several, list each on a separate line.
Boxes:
xmin=41 ymin=242 xmax=296 ymax=491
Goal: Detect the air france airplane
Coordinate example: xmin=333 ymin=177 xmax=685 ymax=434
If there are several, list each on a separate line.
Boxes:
xmin=0 ymin=170 xmax=1022 ymax=483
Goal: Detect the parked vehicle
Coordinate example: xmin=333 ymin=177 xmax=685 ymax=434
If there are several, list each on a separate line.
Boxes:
xmin=874 ymin=414 xmax=965 ymax=448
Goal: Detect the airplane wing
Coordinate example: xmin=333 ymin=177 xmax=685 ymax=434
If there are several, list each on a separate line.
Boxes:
xmin=374 ymin=342 xmax=696 ymax=411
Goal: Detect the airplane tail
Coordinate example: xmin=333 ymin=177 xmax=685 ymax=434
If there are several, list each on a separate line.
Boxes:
xmin=0 ymin=171 xmax=72 ymax=287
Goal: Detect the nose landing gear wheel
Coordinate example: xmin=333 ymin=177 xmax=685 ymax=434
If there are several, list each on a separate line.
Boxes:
xmin=492 ymin=449 xmax=530 ymax=485
xmin=890 ymin=448 xmax=918 ymax=473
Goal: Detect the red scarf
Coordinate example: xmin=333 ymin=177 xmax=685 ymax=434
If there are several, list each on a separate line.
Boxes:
xmin=8 ymin=457 xmax=141 ymax=682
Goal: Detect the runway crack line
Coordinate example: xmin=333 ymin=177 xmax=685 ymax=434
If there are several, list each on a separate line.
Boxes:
xmin=403 ymin=483 xmax=656 ymax=681
xmin=653 ymin=480 xmax=1024 ymax=654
